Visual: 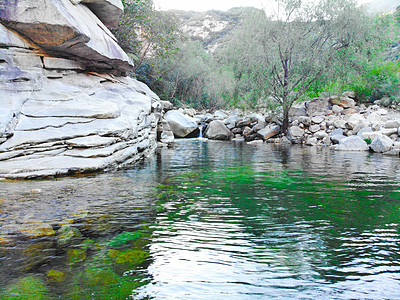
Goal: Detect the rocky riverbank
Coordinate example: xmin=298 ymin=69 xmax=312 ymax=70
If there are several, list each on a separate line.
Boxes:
xmin=158 ymin=92 xmax=400 ymax=156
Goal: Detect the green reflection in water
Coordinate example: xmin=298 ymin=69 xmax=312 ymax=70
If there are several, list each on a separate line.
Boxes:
xmin=153 ymin=164 xmax=400 ymax=284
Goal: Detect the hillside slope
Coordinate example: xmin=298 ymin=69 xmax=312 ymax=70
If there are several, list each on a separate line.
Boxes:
xmin=172 ymin=7 xmax=259 ymax=52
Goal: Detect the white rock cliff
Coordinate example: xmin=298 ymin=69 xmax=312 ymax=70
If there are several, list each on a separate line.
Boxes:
xmin=0 ymin=0 xmax=162 ymax=179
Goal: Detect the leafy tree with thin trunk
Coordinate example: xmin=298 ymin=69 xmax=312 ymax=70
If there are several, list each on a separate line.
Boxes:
xmin=224 ymin=0 xmax=372 ymax=135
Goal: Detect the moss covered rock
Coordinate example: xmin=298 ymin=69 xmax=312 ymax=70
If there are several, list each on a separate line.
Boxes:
xmin=20 ymin=222 xmax=55 ymax=238
xmin=68 ymin=248 xmax=87 ymax=267
xmin=57 ymin=225 xmax=83 ymax=247
xmin=47 ymin=270 xmax=66 ymax=283
xmin=1 ymin=276 xmax=49 ymax=300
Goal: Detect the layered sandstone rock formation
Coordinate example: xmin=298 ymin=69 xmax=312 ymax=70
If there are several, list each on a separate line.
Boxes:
xmin=0 ymin=0 xmax=162 ymax=179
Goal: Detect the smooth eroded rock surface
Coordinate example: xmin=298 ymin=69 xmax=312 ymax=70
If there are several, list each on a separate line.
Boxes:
xmin=0 ymin=0 xmax=133 ymax=74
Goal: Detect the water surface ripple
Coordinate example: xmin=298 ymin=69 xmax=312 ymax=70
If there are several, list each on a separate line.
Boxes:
xmin=0 ymin=140 xmax=400 ymax=299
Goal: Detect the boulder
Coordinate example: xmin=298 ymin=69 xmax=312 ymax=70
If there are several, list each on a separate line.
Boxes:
xmin=164 ymin=110 xmax=198 ymax=138
xmin=346 ymin=114 xmax=366 ymax=130
xmin=237 ymin=119 xmax=252 ymax=128
xmin=366 ymin=112 xmax=383 ymax=124
xmin=330 ymin=134 xmax=346 ymax=144
xmin=224 ymin=114 xmax=240 ymax=130
xmin=289 ymin=126 xmax=305 ymax=138
xmin=335 ymin=136 xmax=369 ymax=151
xmin=298 ymin=116 xmax=311 ymax=126
xmin=289 ymin=103 xmax=307 ymax=117
xmin=381 ymin=128 xmax=398 ymax=136
xmin=206 ymin=120 xmax=233 ymax=140
xmin=243 ymin=126 xmax=252 ymax=137
xmin=314 ymin=131 xmax=328 ymax=140
xmin=322 ymin=136 xmax=331 ymax=146
xmin=342 ymin=91 xmax=356 ymax=99
xmin=332 ymin=105 xmax=344 ymax=115
xmin=305 ymin=98 xmax=330 ymax=116
xmin=309 ymin=124 xmax=320 ymax=133
xmin=160 ymin=131 xmax=175 ymax=144
xmin=385 ymin=119 xmax=400 ymax=129
xmin=249 ymin=113 xmax=265 ymax=123
xmin=356 ymin=127 xmax=373 ymax=138
xmin=247 ymin=140 xmax=264 ymax=145
xmin=311 ymin=116 xmax=324 ymax=124
xmin=353 ymin=122 xmax=369 ymax=135
xmin=252 ymin=124 xmax=265 ymax=132
xmin=57 ymin=225 xmax=83 ymax=247
xmin=257 ymin=125 xmax=280 ymax=141
xmin=361 ymin=131 xmax=383 ymax=142
xmin=213 ymin=110 xmax=228 ymax=120
xmin=160 ymin=100 xmax=173 ymax=112
xmin=333 ymin=119 xmax=347 ymax=129
xmin=330 ymin=96 xmax=356 ymax=109
xmin=306 ymin=137 xmax=318 ymax=146
xmin=342 ymin=108 xmax=358 ymax=115
xmin=370 ymin=135 xmax=393 ymax=153
xmin=0 ymin=0 xmax=133 ymax=73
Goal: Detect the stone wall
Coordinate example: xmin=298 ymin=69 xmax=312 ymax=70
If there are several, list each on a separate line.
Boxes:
xmin=0 ymin=0 xmax=162 ymax=179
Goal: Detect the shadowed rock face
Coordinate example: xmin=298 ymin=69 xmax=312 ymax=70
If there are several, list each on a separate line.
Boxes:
xmin=0 ymin=0 xmax=132 ymax=74
xmin=81 ymin=0 xmax=124 ymax=29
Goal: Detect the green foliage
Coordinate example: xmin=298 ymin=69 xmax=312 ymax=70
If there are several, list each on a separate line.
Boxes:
xmin=364 ymin=138 xmax=372 ymax=145
xmin=116 ymin=1 xmax=399 ymax=111
xmin=114 ymin=0 xmax=181 ymax=73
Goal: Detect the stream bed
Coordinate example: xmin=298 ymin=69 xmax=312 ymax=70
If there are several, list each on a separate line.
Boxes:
xmin=1 ymin=140 xmax=400 ymax=299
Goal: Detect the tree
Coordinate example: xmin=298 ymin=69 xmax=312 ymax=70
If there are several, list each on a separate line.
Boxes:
xmin=224 ymin=0 xmax=373 ymax=135
xmin=114 ymin=0 xmax=180 ymax=74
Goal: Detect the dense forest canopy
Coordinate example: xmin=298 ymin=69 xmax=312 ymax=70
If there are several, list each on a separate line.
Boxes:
xmin=115 ymin=0 xmax=400 ymax=119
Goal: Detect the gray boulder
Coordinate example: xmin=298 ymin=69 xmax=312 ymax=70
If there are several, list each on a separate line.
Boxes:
xmin=206 ymin=120 xmax=233 ymax=140
xmin=370 ymin=135 xmax=393 ymax=153
xmin=335 ymin=136 xmax=369 ymax=151
xmin=289 ymin=126 xmax=305 ymax=138
xmin=289 ymin=103 xmax=307 ymax=117
xmin=346 ymin=114 xmax=366 ymax=130
xmin=164 ymin=111 xmax=198 ymax=138
xmin=224 ymin=114 xmax=240 ymax=130
xmin=257 ymin=125 xmax=280 ymax=141
xmin=305 ymin=98 xmax=330 ymax=116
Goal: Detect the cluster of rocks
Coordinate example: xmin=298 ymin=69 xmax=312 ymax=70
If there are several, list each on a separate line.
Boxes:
xmin=0 ymin=0 xmax=162 ymax=179
xmin=158 ymin=92 xmax=400 ymax=155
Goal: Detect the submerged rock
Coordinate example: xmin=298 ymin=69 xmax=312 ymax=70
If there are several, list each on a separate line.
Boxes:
xmin=57 ymin=225 xmax=83 ymax=247
xmin=47 ymin=270 xmax=66 ymax=283
xmin=20 ymin=222 xmax=55 ymax=238
xmin=0 ymin=276 xmax=49 ymax=299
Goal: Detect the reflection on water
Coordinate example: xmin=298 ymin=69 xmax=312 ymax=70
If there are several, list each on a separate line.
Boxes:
xmin=1 ymin=140 xmax=400 ymax=299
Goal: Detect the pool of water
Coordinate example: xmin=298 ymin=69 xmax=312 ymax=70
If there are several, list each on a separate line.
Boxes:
xmin=1 ymin=140 xmax=400 ymax=299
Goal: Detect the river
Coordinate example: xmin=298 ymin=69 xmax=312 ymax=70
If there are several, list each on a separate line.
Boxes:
xmin=1 ymin=140 xmax=400 ymax=299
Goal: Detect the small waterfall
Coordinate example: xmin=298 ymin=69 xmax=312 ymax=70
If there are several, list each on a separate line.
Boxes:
xmin=198 ymin=122 xmax=205 ymax=139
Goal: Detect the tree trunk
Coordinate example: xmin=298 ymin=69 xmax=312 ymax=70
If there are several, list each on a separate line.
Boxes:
xmin=282 ymin=108 xmax=289 ymax=136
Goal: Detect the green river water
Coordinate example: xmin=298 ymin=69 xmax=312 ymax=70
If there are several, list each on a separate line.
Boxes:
xmin=1 ymin=140 xmax=400 ymax=299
